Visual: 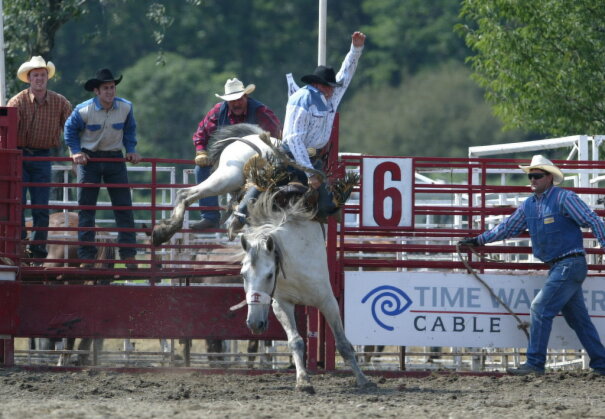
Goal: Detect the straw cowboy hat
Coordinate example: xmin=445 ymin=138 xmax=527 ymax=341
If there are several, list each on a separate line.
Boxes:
xmin=215 ymin=78 xmax=255 ymax=101
xmin=301 ymin=65 xmax=342 ymax=87
xmin=17 ymin=56 xmax=56 ymax=83
xmin=519 ymin=155 xmax=564 ymax=185
xmin=84 ymin=68 xmax=123 ymax=91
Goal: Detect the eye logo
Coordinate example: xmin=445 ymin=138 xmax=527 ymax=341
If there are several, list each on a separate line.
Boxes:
xmin=361 ymin=285 xmax=412 ymax=331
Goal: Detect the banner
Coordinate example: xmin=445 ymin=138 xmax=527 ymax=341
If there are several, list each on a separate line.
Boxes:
xmin=345 ymin=271 xmax=605 ymax=348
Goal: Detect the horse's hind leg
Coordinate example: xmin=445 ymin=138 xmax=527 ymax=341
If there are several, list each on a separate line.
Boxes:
xmin=245 ymin=340 xmax=272 ymax=368
xmin=57 ymin=338 xmax=75 ymax=366
xmin=247 ymin=340 xmax=259 ymax=368
xmin=318 ymin=296 xmax=374 ymax=388
xmin=152 ymin=167 xmax=244 ymax=246
xmin=205 ymin=339 xmax=226 ymax=365
xmin=76 ymin=338 xmax=104 ymax=366
xmin=271 ymin=299 xmax=314 ymax=394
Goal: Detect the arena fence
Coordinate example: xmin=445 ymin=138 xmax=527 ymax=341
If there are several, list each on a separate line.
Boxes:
xmin=2 ymin=106 xmax=605 ymax=373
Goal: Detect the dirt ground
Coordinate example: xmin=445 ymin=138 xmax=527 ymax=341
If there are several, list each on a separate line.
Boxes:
xmin=1 ymin=367 xmax=605 ymax=419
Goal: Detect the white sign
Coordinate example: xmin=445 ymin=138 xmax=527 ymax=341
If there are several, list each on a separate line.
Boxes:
xmin=345 ymin=271 xmax=605 ymax=348
xmin=0 ymin=266 xmax=15 ymax=281
xmin=361 ymin=157 xmax=413 ymax=228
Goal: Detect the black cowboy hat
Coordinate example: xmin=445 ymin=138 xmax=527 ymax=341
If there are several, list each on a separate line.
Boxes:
xmin=300 ymin=65 xmax=342 ymax=87
xmin=84 ymin=68 xmax=123 ymax=91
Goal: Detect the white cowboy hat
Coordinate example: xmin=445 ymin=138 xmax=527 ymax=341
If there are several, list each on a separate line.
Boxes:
xmin=519 ymin=154 xmax=564 ymax=185
xmin=17 ymin=56 xmax=56 ymax=83
xmin=215 ymin=78 xmax=255 ymax=101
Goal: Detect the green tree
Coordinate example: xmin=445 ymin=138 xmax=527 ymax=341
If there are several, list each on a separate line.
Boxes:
xmin=458 ymin=0 xmax=605 ymax=136
xmin=339 ymin=62 xmax=533 ymax=158
xmin=117 ymin=52 xmax=231 ymax=159
xmin=360 ymin=0 xmax=469 ymax=85
xmin=3 ymin=0 xmax=179 ymax=98
xmin=3 ymin=0 xmax=87 ymax=94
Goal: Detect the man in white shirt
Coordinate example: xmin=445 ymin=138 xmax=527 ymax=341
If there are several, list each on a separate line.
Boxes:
xmin=283 ymin=31 xmax=365 ymax=189
xmin=228 ymin=31 xmax=365 ymax=238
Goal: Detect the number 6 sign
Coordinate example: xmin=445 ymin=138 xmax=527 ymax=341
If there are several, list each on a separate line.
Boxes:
xmin=361 ymin=157 xmax=413 ymax=228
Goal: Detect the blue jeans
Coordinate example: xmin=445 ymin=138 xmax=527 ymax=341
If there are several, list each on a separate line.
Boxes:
xmin=21 ymin=149 xmax=51 ymax=257
xmin=526 ymin=255 xmax=605 ymax=370
xmin=77 ymin=152 xmax=136 ymax=259
xmin=194 ymin=165 xmax=220 ymax=222
xmin=281 ymin=162 xmax=337 ymax=219
xmin=234 ymin=164 xmax=337 ymax=222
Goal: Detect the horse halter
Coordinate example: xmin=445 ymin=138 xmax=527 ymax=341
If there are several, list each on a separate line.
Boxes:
xmin=245 ymin=239 xmax=282 ymax=304
xmin=230 ymin=237 xmax=284 ymax=311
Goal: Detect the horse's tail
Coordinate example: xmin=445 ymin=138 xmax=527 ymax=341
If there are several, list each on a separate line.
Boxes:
xmin=208 ymin=123 xmax=266 ymax=162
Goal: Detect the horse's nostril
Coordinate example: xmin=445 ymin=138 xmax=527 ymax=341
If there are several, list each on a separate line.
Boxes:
xmin=246 ymin=319 xmax=268 ymax=335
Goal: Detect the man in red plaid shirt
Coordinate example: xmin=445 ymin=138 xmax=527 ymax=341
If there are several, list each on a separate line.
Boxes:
xmin=8 ymin=56 xmax=72 ymax=260
xmin=190 ymin=78 xmax=281 ymax=231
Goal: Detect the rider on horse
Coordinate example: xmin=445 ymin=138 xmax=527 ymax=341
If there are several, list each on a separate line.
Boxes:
xmin=228 ymin=31 xmax=366 ymax=238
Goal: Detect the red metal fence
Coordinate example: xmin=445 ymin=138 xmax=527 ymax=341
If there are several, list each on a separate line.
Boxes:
xmin=335 ymin=155 xmax=605 ymax=275
xmin=3 ymin=105 xmax=605 ymax=369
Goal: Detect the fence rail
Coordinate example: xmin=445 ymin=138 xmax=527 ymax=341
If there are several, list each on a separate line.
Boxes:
xmin=3 ymin=136 xmax=605 ymax=371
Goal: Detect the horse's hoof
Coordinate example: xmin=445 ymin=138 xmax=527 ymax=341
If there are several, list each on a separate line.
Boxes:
xmin=152 ymin=223 xmax=173 ymax=246
xmin=359 ymin=380 xmax=378 ymax=389
xmin=151 ymin=228 xmax=166 ymax=247
xmin=296 ymin=384 xmax=316 ymax=395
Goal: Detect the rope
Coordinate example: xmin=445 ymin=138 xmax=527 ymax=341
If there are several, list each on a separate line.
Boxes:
xmin=456 ymin=242 xmax=530 ymax=339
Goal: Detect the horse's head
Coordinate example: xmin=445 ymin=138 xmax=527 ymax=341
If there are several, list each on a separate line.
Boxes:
xmin=240 ymin=233 xmax=279 ymax=334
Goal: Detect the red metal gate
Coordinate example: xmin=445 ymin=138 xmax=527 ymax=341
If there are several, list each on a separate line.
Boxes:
xmin=3 ymin=104 xmax=605 ymax=369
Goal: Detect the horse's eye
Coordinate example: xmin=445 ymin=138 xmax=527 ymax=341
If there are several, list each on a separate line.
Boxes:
xmin=265 ymin=273 xmax=273 ymax=282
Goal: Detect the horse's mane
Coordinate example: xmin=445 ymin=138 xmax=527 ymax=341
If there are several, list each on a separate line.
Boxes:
xmin=244 ymin=191 xmax=317 ymax=244
xmin=208 ymin=123 xmax=266 ymax=162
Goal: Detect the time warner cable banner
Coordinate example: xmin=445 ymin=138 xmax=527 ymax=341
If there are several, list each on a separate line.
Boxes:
xmin=345 ymin=271 xmax=605 ymax=348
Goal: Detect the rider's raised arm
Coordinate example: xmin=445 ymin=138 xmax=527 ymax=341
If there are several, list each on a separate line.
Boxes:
xmin=331 ymin=31 xmax=365 ymax=109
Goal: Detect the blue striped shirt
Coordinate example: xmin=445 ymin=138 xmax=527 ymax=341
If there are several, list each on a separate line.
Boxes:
xmin=477 ymin=186 xmax=605 ymax=250
xmin=283 ymin=43 xmax=363 ymax=172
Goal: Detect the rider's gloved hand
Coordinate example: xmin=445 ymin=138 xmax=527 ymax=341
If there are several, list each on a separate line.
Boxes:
xmin=458 ymin=237 xmax=479 ymax=247
xmin=195 ymin=150 xmax=212 ymax=167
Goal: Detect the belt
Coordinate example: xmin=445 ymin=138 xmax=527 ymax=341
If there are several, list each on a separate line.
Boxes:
xmin=18 ymin=147 xmax=49 ymax=154
xmin=281 ymin=144 xmax=320 ymax=159
xmin=547 ymin=252 xmax=585 ymax=266
xmin=81 ymin=148 xmax=123 ymax=157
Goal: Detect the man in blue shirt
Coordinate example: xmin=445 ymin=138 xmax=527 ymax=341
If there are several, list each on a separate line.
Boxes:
xmin=64 ymin=68 xmax=140 ymax=269
xmin=460 ymin=155 xmax=605 ymax=375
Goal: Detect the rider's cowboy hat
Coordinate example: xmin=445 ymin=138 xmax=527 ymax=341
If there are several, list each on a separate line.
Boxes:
xmin=215 ymin=78 xmax=255 ymax=101
xmin=301 ymin=65 xmax=342 ymax=87
xmin=17 ymin=56 xmax=56 ymax=83
xmin=84 ymin=68 xmax=123 ymax=91
xmin=519 ymin=154 xmax=564 ymax=185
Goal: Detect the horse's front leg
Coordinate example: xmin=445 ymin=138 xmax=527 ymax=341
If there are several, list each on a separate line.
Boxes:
xmin=271 ymin=299 xmax=315 ymax=394
xmin=318 ymin=295 xmax=375 ymax=389
xmin=152 ymin=185 xmax=201 ymax=246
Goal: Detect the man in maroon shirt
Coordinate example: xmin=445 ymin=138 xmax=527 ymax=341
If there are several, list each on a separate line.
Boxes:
xmin=190 ymin=78 xmax=281 ymax=230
